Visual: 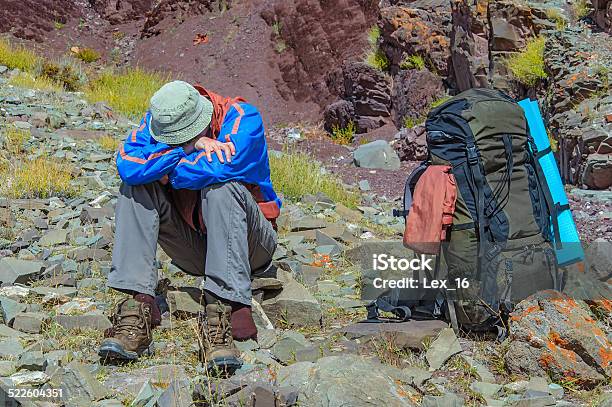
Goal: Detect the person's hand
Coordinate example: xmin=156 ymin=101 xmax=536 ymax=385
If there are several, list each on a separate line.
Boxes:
xmin=194 ymin=135 xmax=236 ymax=163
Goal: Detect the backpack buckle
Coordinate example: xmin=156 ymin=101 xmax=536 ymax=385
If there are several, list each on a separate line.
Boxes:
xmin=467 ymin=146 xmax=479 ymax=165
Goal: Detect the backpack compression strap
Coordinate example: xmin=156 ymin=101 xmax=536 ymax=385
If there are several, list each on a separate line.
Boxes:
xmin=365 ymin=298 xmax=412 ymax=323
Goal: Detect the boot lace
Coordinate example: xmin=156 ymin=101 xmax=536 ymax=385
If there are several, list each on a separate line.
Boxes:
xmin=112 ymin=302 xmax=150 ymax=338
xmin=207 ymin=308 xmax=231 ymax=347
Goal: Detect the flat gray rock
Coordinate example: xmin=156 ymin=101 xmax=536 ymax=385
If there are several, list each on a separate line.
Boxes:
xmin=54 ymin=313 xmax=112 ymax=331
xmin=271 ymin=331 xmax=310 ymax=363
xmin=426 ymin=328 xmax=462 ymax=371
xmin=16 ymin=350 xmax=47 ymax=371
xmin=104 ymin=365 xmax=188 ymax=398
xmin=262 ymin=272 xmax=321 ymax=327
xmin=277 ymin=355 xmax=416 ymax=406
xmin=0 ymin=296 xmax=27 ymax=325
xmin=353 ymin=140 xmax=401 ymax=170
xmin=167 ymin=290 xmax=203 ymax=317
xmin=47 ymin=361 xmax=109 ymax=404
xmin=12 ymin=311 xmax=49 ymax=334
xmin=0 ymin=258 xmax=44 ymax=285
xmin=0 ymin=323 xmax=26 ymax=338
xmin=38 ymin=228 xmax=68 ymax=246
xmin=421 ymin=393 xmax=464 ymax=407
xmin=0 ymin=338 xmax=25 ymax=358
xmin=342 ymin=320 xmax=447 ymax=350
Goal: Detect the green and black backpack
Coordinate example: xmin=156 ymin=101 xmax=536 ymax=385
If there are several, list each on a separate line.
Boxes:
xmin=371 ymin=88 xmax=562 ymax=333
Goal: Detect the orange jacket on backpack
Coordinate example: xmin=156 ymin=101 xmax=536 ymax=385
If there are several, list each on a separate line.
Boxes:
xmin=403 ymin=165 xmax=457 ymax=254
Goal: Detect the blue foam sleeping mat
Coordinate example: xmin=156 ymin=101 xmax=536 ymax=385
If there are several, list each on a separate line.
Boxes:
xmin=518 ymin=98 xmax=584 ymax=267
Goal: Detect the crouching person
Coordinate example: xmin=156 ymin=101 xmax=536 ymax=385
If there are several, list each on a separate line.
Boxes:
xmin=98 ymin=81 xmax=281 ymax=375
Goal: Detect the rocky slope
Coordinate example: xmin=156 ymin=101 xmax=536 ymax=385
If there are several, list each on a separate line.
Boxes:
xmin=0 ymin=64 xmax=611 ymax=406
xmin=0 ymin=1 xmax=611 ymax=405
xmin=2 ymin=0 xmax=610 ymax=192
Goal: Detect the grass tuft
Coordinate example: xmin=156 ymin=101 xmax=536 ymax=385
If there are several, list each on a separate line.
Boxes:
xmin=85 ymin=68 xmax=169 ymax=118
xmin=39 ymin=60 xmax=84 ymax=92
xmin=365 ymin=48 xmax=389 ymax=71
xmin=74 ymin=47 xmax=101 ymax=63
xmin=403 ymin=116 xmax=424 ymax=129
xmin=270 ymin=150 xmax=358 ymax=207
xmin=367 ymin=26 xmax=380 ymax=47
xmin=545 ymin=8 xmax=567 ymax=30
xmin=573 ymin=0 xmax=591 ymax=18
xmin=364 ymin=25 xmax=389 ymax=71
xmin=330 ymin=121 xmax=355 ymax=145
xmin=506 ymin=36 xmax=547 ymax=87
xmin=98 ymin=135 xmax=121 ymax=151
xmin=400 ymin=54 xmax=425 ymax=70
xmin=1 ymin=157 xmax=77 ymax=199
xmin=430 ymin=96 xmax=451 ymax=109
xmin=2 ymin=126 xmax=29 ymax=155
xmin=8 ymin=72 xmax=62 ymax=92
xmin=274 ymin=40 xmax=287 ymax=54
xmin=0 ymin=39 xmax=39 ymax=72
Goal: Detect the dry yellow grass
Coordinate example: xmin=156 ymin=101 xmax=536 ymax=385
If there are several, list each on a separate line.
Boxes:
xmin=8 ymin=72 xmax=62 ymax=92
xmin=270 ymin=150 xmax=358 ymax=207
xmin=1 ymin=157 xmax=77 ymax=199
xmin=2 ymin=126 xmax=29 ymax=155
xmin=0 ymin=39 xmax=39 ymax=72
xmin=86 ymin=68 xmax=170 ymax=118
xmin=98 ymin=135 xmax=121 ymax=151
xmin=74 ymin=47 xmax=101 ymax=63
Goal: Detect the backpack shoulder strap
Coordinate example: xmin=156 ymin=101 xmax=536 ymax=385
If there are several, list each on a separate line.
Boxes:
xmin=393 ymin=161 xmax=429 ymax=218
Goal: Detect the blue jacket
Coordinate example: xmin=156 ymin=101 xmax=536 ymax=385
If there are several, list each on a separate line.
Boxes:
xmin=116 ymin=102 xmax=282 ymax=210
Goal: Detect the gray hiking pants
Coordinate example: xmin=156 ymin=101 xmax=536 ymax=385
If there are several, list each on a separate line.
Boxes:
xmin=107 ymin=181 xmax=277 ymax=305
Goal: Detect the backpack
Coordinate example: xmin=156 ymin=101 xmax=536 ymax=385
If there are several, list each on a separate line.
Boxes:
xmin=367 ymin=88 xmax=562 ymax=333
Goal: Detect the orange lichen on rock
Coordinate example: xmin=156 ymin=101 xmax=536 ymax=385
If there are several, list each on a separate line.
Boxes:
xmin=599 ymin=346 xmax=612 ymax=368
xmin=549 ymin=331 xmax=569 ymax=347
xmin=512 ymin=304 xmax=540 ymax=321
xmin=545 ymin=339 xmax=577 ymax=362
xmin=539 ymin=352 xmax=559 ymax=369
xmin=311 ymin=253 xmax=333 ymax=268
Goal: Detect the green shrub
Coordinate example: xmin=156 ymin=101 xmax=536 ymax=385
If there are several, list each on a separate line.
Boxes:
xmin=400 ymin=54 xmax=425 ymax=70
xmin=505 ymin=36 xmax=547 ymax=87
xmin=365 ymin=48 xmax=389 ymax=71
xmin=271 ymin=21 xmax=282 ymax=37
xmin=54 ymin=21 xmax=65 ymax=30
xmin=74 ymin=47 xmax=101 ymax=63
xmin=330 ymin=121 xmax=356 ymax=145
xmin=85 ymin=68 xmax=169 ymax=118
xmin=39 ymin=61 xmax=84 ymax=91
xmin=270 ymin=151 xmax=358 ymax=207
xmin=403 ymin=116 xmax=424 ymax=129
xmin=0 ymin=39 xmax=39 ymax=72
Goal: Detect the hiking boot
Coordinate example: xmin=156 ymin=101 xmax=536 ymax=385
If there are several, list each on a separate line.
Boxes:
xmin=98 ymin=297 xmax=154 ymax=363
xmin=198 ymin=303 xmax=242 ymax=376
